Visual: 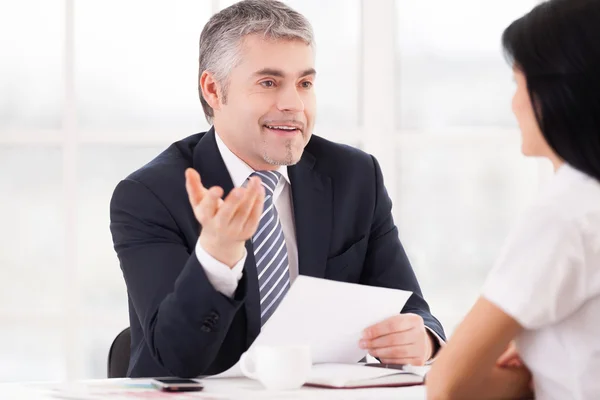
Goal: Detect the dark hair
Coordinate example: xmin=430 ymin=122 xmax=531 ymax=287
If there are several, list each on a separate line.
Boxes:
xmin=502 ymin=0 xmax=600 ymax=181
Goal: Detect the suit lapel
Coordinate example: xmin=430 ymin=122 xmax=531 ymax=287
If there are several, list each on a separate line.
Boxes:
xmin=192 ymin=128 xmax=235 ymax=198
xmin=288 ymin=151 xmax=332 ymax=279
xmin=192 ymin=128 xmax=261 ymax=347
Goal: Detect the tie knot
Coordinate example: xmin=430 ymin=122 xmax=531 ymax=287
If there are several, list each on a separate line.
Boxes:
xmin=251 ymin=171 xmax=281 ymax=195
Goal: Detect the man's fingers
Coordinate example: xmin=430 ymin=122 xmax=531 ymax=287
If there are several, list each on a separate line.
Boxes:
xmin=214 ymin=186 xmax=248 ymax=227
xmin=185 ymin=168 xmax=205 ymax=206
xmin=361 ymin=330 xmax=420 ymax=350
xmin=364 ymin=314 xmax=422 ymax=339
xmin=368 ymin=345 xmax=422 ymax=360
xmin=231 ymin=177 xmax=261 ymax=227
xmin=209 ymin=186 xmax=224 ymax=199
xmin=243 ymin=179 xmax=265 ymax=234
xmin=195 ymin=186 xmax=222 ymax=224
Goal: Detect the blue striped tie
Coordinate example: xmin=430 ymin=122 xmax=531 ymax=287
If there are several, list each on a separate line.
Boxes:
xmin=251 ymin=171 xmax=291 ymax=326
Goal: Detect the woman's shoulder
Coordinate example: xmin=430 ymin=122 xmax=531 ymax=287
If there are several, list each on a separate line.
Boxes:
xmin=532 ymin=164 xmax=600 ymax=227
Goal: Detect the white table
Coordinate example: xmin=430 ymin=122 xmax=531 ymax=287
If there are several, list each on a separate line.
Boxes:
xmin=2 ymin=377 xmax=426 ymax=399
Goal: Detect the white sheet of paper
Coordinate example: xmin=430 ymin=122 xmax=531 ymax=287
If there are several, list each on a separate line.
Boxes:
xmin=211 ymin=276 xmax=412 ymax=378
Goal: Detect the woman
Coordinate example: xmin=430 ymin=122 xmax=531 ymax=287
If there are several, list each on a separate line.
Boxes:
xmin=426 ymin=0 xmax=600 ymax=399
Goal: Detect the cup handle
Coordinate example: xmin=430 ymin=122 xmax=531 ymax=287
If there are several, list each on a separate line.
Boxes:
xmin=239 ymin=352 xmax=258 ymax=380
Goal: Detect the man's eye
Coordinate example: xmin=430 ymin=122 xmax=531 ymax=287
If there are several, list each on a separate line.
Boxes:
xmin=260 ymin=80 xmax=275 ymax=88
xmin=301 ymin=81 xmax=313 ymax=89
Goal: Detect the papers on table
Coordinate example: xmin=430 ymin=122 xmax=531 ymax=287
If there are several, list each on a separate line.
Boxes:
xmin=212 ymin=276 xmax=412 ymax=378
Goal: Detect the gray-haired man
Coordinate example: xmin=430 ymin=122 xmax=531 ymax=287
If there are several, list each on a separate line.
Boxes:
xmin=110 ymin=0 xmax=445 ymax=378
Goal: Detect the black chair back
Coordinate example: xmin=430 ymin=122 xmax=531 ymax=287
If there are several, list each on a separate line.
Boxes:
xmin=107 ymin=327 xmax=131 ymax=378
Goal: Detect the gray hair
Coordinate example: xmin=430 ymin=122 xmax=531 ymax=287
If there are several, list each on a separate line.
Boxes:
xmin=198 ymin=0 xmax=315 ymax=123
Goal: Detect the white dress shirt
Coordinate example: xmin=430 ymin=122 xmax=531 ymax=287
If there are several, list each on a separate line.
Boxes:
xmin=483 ymin=164 xmax=600 ymax=400
xmin=195 ymin=132 xmax=299 ymax=298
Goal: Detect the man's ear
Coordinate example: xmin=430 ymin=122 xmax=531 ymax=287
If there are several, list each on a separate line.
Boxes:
xmin=199 ymin=70 xmax=223 ymax=112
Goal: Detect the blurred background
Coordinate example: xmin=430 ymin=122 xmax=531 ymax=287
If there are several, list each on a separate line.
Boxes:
xmin=0 ymin=0 xmax=548 ymax=381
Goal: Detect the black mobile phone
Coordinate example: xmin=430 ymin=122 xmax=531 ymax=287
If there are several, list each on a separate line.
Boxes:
xmin=151 ymin=377 xmax=204 ymax=392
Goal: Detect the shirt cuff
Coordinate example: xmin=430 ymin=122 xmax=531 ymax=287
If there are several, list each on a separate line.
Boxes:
xmin=424 ymin=326 xmax=445 ymax=365
xmin=195 ymin=239 xmax=246 ymax=298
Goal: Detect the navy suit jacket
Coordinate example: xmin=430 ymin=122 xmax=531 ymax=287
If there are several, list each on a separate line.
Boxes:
xmin=109 ymin=128 xmax=445 ymax=378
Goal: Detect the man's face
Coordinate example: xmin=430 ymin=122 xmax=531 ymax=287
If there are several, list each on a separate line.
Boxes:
xmin=212 ymin=34 xmax=316 ymax=170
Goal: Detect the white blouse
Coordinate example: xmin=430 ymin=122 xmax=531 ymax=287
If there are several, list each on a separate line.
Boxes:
xmin=483 ymin=163 xmax=600 ymax=400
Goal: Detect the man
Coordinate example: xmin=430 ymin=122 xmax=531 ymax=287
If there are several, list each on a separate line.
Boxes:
xmin=110 ymin=0 xmax=445 ymax=378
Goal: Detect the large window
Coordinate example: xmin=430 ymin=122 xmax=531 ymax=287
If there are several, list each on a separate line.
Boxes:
xmin=75 ymin=0 xmax=213 ymax=137
xmin=393 ymin=0 xmax=543 ymax=331
xmin=0 ymin=1 xmax=64 ymax=131
xmin=395 ymin=0 xmax=536 ymax=130
xmin=1 ymin=0 xmax=546 ymax=381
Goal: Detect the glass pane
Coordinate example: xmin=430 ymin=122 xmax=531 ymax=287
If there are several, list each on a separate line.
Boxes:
xmin=395 ymin=0 xmax=537 ymax=130
xmin=393 ymin=135 xmax=540 ymax=332
xmin=0 ymin=146 xmax=64 ymax=315
xmin=0 ymin=324 xmax=65 ymax=382
xmin=0 ymin=1 xmax=63 ymax=130
xmin=218 ymin=0 xmax=360 ymax=129
xmin=77 ymin=145 xmax=166 ymax=321
xmin=75 ymin=1 xmax=213 ymax=136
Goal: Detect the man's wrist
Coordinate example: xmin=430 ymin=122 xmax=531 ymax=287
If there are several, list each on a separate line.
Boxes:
xmin=198 ymin=234 xmax=245 ymax=268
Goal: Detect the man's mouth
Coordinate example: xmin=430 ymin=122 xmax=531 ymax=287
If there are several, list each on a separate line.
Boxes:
xmin=263 ymin=124 xmax=303 ymax=134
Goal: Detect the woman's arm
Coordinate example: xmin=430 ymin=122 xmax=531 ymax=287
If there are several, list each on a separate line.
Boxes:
xmin=425 ymin=297 xmax=533 ymax=400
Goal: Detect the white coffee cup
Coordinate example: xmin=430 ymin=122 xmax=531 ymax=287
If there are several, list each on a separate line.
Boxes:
xmin=239 ymin=345 xmax=312 ymax=390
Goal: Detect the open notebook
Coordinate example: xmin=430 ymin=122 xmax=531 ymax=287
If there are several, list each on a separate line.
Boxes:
xmin=305 ymin=363 xmax=429 ymax=389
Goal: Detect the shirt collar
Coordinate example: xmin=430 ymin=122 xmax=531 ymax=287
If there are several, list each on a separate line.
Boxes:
xmin=214 ymin=131 xmax=290 ymax=188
